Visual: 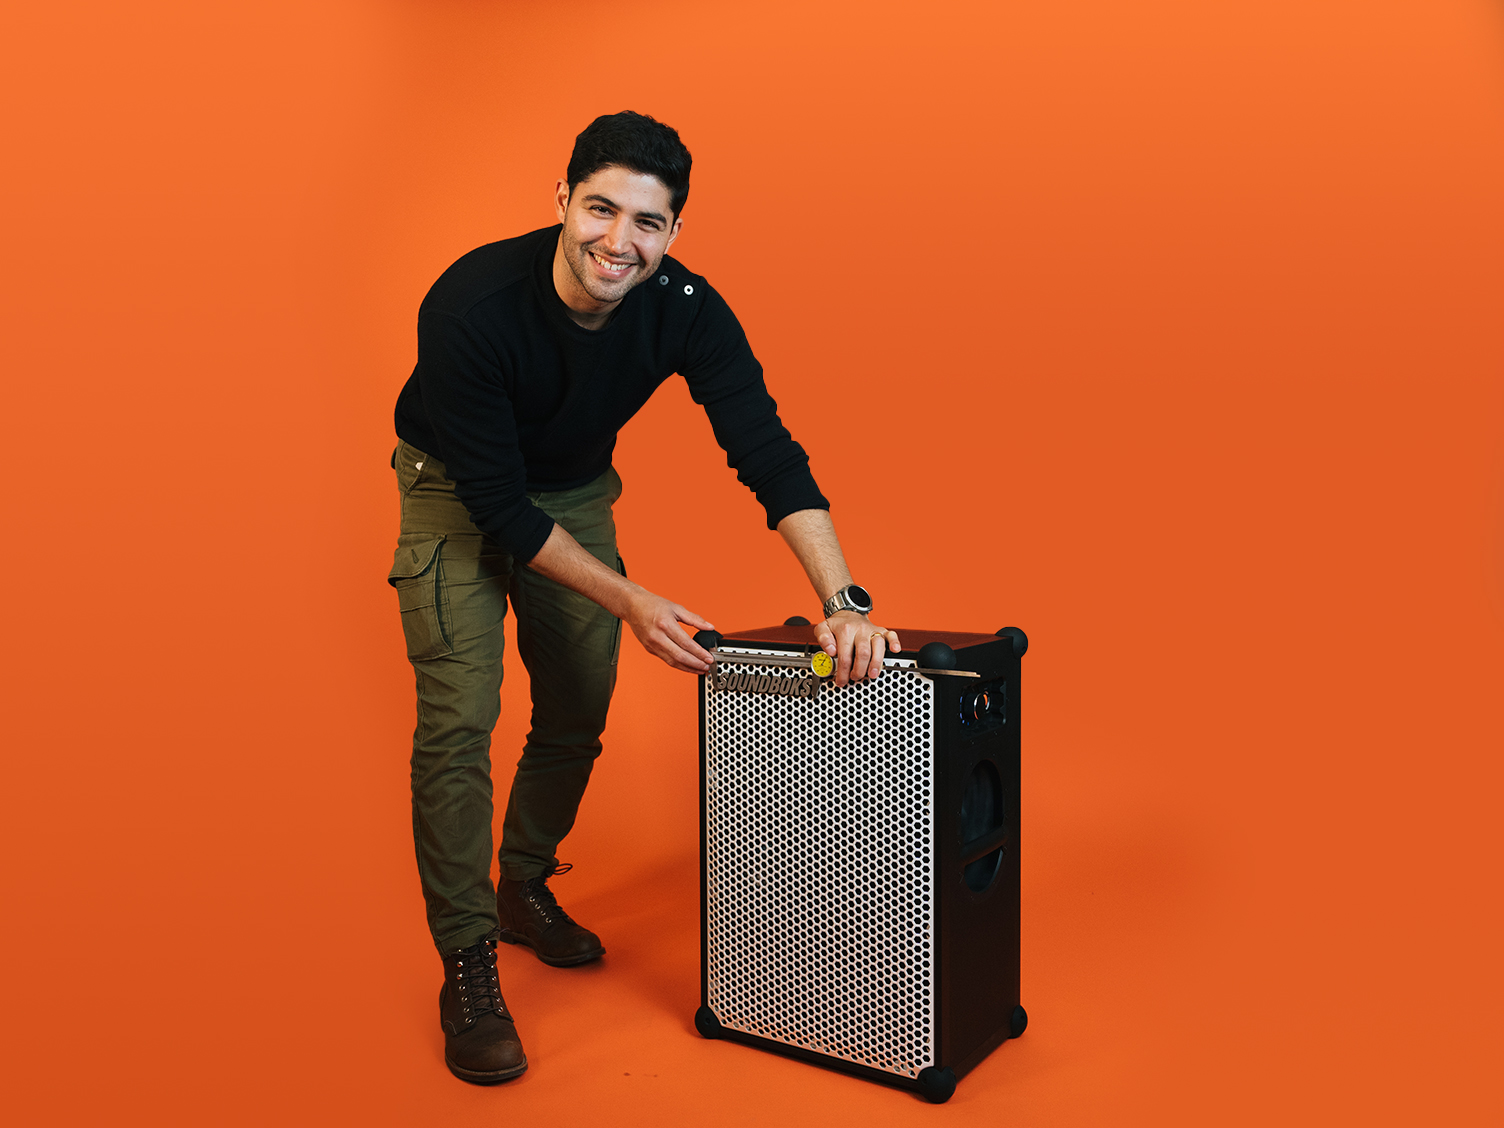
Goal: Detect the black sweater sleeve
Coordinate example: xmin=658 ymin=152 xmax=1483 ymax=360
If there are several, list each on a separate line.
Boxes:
xmin=679 ymin=285 xmax=829 ymax=528
xmin=415 ymin=309 xmax=556 ymax=562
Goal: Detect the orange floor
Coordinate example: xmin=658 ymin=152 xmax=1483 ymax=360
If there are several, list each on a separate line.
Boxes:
xmin=4 ymin=1 xmax=1504 ymax=1124
xmin=10 ymin=615 xmax=1502 ymax=1125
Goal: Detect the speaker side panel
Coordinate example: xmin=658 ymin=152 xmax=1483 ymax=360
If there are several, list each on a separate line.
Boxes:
xmin=936 ymin=652 xmax=1023 ymax=1073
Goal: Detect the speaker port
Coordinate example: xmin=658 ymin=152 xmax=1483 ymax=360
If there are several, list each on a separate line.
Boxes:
xmin=962 ymin=690 xmax=990 ymax=723
xmin=959 ymin=759 xmax=1005 ymax=893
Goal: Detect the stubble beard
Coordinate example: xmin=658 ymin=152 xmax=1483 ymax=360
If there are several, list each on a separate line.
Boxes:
xmin=563 ymin=230 xmax=655 ymax=306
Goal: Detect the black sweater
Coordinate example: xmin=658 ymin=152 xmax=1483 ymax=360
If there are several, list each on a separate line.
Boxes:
xmin=394 ymin=225 xmax=828 ymax=563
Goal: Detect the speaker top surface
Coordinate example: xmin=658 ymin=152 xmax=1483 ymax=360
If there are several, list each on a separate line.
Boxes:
xmin=722 ymin=625 xmax=1003 ymax=654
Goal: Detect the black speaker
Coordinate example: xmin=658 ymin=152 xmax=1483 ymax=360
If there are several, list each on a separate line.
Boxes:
xmin=694 ymin=624 xmax=1028 ymax=1104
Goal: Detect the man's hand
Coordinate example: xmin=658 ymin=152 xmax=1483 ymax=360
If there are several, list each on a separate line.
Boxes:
xmin=528 ymin=522 xmax=715 ymax=675
xmin=815 ymin=610 xmax=902 ymax=687
xmin=625 ymin=589 xmax=717 ymax=674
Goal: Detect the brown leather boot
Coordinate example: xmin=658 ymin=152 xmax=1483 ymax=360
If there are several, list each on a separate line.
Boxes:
xmin=439 ymin=932 xmax=527 ymax=1083
xmin=496 ymin=863 xmax=606 ymax=967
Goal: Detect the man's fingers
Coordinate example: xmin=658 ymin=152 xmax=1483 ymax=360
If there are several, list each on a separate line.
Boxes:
xmin=819 ymin=619 xmax=901 ymax=686
xmin=665 ymin=652 xmax=705 ymax=674
xmin=680 ymin=634 xmax=715 ymax=668
xmin=675 ymin=605 xmax=716 ymax=632
xmin=671 ymin=606 xmax=716 ymax=665
xmin=851 ymin=633 xmax=874 ymax=681
xmin=814 ymin=621 xmax=837 ymax=656
xmin=664 ymin=617 xmax=714 ymax=670
xmin=832 ymin=625 xmax=854 ymax=685
xmin=656 ymin=637 xmax=708 ymax=674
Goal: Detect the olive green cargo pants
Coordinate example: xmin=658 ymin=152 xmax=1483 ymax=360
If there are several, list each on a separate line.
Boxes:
xmin=388 ymin=440 xmax=624 ymax=953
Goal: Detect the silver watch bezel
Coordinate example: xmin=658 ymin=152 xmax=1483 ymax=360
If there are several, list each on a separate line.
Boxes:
xmin=822 ymin=584 xmax=873 ymax=619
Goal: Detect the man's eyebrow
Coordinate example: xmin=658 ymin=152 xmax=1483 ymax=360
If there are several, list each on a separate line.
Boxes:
xmin=582 ymin=193 xmax=667 ymax=226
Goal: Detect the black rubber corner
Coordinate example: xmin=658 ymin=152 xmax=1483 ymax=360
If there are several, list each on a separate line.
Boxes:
xmin=1010 ymin=1004 xmax=1029 ymax=1038
xmin=694 ymin=1006 xmax=723 ymax=1039
xmin=693 ymin=629 xmax=722 ymax=651
xmin=783 ymin=615 xmax=811 ymax=627
xmin=917 ymin=641 xmax=957 ymax=671
xmin=917 ymin=1066 xmax=957 ymax=1104
xmin=995 ymin=626 xmax=1028 ymax=657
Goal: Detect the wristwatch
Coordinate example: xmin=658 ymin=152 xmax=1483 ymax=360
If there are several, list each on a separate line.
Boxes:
xmin=822 ymin=584 xmax=874 ymax=620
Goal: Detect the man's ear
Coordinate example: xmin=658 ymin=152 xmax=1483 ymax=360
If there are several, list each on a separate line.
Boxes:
xmin=553 ymin=177 xmax=571 ymax=222
xmin=665 ymin=215 xmax=683 ymax=251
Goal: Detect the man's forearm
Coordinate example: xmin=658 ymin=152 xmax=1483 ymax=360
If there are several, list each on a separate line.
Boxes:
xmin=535 ymin=508 xmax=854 ymax=618
xmin=526 ymin=521 xmax=717 ymax=674
xmin=526 ymin=522 xmax=639 ymax=617
xmin=777 ymin=507 xmax=899 ymax=681
xmin=776 ymin=508 xmax=853 ymax=604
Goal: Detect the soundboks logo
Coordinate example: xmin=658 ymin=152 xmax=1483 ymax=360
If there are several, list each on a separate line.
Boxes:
xmin=712 ymin=669 xmax=821 ymax=699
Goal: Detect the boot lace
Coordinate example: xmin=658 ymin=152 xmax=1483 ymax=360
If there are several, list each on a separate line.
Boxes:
xmin=522 ymin=863 xmax=576 ymax=928
xmin=450 ymin=934 xmax=507 ymax=1025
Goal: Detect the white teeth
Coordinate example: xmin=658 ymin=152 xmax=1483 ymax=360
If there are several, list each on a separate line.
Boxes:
xmin=591 ymin=252 xmax=632 ymax=273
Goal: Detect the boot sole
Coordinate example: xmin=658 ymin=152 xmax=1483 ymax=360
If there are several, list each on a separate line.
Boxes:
xmin=496 ymin=929 xmax=605 ymax=967
xmin=444 ymin=1054 xmax=528 ymax=1085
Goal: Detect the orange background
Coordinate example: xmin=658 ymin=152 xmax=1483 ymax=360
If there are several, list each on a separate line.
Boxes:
xmin=3 ymin=1 xmax=1502 ymax=1124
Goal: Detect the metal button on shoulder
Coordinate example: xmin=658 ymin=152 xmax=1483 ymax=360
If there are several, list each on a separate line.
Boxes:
xmin=658 ymin=275 xmax=669 ymax=285
xmin=684 ymin=284 xmax=694 ymax=295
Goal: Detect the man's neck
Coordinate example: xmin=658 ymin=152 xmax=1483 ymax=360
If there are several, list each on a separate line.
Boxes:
xmin=552 ymin=237 xmax=618 ymax=331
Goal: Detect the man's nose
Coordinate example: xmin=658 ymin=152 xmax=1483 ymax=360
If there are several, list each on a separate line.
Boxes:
xmin=601 ymin=216 xmax=632 ymax=255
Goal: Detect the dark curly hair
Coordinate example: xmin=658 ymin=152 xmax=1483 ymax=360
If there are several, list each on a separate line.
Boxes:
xmin=566 ymin=111 xmax=692 ymax=217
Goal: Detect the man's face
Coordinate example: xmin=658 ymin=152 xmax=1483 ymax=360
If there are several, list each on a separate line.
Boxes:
xmin=554 ymin=165 xmax=682 ymax=309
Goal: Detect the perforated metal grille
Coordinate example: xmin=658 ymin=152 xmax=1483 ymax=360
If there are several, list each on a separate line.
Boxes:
xmin=704 ymin=648 xmax=937 ymax=1077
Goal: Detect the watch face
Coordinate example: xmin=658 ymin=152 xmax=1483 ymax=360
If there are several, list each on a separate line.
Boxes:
xmin=848 ymin=585 xmax=871 ymax=609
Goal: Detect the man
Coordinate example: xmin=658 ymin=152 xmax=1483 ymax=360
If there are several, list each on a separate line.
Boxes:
xmin=389 ymin=111 xmax=899 ymax=1083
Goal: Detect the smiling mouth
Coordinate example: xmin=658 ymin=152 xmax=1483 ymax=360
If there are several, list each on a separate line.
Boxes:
xmin=590 ymin=250 xmax=635 ymax=275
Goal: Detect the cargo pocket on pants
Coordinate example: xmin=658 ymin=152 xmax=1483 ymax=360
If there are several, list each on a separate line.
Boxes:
xmin=388 ymin=535 xmax=451 ymax=661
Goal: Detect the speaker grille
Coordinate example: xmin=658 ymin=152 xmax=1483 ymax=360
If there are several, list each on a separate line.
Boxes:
xmin=704 ymin=648 xmax=937 ymax=1078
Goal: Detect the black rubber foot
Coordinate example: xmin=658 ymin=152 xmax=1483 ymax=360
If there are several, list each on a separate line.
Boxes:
xmin=694 ymin=1006 xmax=722 ymax=1039
xmin=693 ymin=629 xmax=722 ymax=651
xmin=783 ymin=615 xmax=811 ymax=626
xmin=995 ymin=626 xmax=1028 ymax=657
xmin=917 ymin=641 xmax=957 ymax=671
xmin=1010 ymin=1004 xmax=1029 ymax=1038
xmin=917 ymin=1066 xmax=957 ymax=1104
